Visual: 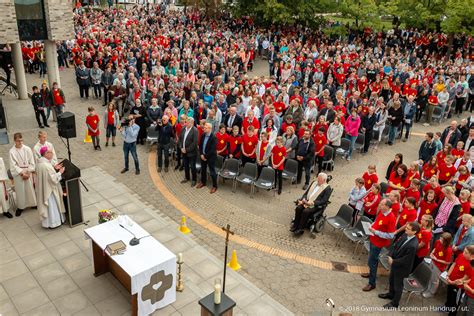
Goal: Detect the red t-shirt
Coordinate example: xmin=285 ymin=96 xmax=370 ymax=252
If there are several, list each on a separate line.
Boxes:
xmin=466 ymin=269 xmax=474 ymax=298
xmin=423 ymin=183 xmax=444 ymax=202
xmin=281 ymin=122 xmax=296 ymax=134
xmin=313 ymin=134 xmax=327 ymax=157
xmin=258 ymin=141 xmax=269 ymax=161
xmin=422 ymin=163 xmax=437 ymax=180
xmin=273 ymin=101 xmax=287 ymax=114
xmin=405 ymin=188 xmax=421 ymax=205
xmin=227 ymin=135 xmax=243 ymax=158
xmin=52 ymin=89 xmax=64 ymax=105
xmin=451 ymin=148 xmax=465 ymax=159
xmin=418 ymin=199 xmax=438 ymax=222
xmin=242 ymin=117 xmax=260 ymax=135
xmin=432 ymin=240 xmax=453 ymax=272
xmin=397 ymin=207 xmax=417 ymax=227
xmin=455 ymin=173 xmax=470 ymax=191
xmin=363 ymin=192 xmax=381 ymax=216
xmin=86 ymin=114 xmax=100 ymax=136
xmin=391 ymin=202 xmax=401 ymax=217
xmin=107 ymin=111 xmax=114 ymax=125
xmin=271 ymin=146 xmax=287 ymax=170
xmin=449 ymin=253 xmax=472 ymax=288
xmin=416 ymin=228 xmax=432 ymax=258
xmin=216 ymin=132 xmax=229 ymax=156
xmin=242 ymin=134 xmax=258 ymax=159
xmin=407 ymin=170 xmax=421 ymax=181
xmin=362 ymin=172 xmax=378 ymax=191
xmin=370 ymin=211 xmax=397 ymax=248
xmin=438 ymin=163 xmax=456 ymax=182
xmin=458 ymin=201 xmax=471 ymax=228
xmin=387 ymin=172 xmax=410 ymax=198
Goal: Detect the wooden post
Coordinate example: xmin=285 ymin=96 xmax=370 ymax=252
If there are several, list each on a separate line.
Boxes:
xmin=221 ymin=224 xmax=234 ymax=293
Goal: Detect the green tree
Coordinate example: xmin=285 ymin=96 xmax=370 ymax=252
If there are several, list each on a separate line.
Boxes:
xmin=441 ymin=0 xmax=474 ymax=34
xmin=338 ymin=0 xmax=382 ymax=28
xmin=384 ymin=0 xmax=447 ymax=29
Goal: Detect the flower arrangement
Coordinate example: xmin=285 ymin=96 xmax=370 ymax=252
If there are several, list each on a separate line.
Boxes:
xmin=98 ymin=209 xmax=117 ymax=224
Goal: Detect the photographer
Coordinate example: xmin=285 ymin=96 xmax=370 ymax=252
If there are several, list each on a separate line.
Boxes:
xmin=120 ymin=116 xmax=140 ymax=175
xmin=156 ymin=115 xmax=174 ymax=173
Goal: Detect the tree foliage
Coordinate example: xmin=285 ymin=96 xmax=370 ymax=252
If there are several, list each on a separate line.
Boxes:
xmin=339 ymin=0 xmax=382 ymax=28
xmin=441 ymin=0 xmax=474 ymax=34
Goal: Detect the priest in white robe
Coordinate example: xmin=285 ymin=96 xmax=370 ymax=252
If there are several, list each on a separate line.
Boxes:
xmin=33 ymin=131 xmax=58 ymax=165
xmin=9 ymin=133 xmax=36 ymax=216
xmin=0 ymin=157 xmax=12 ymax=218
xmin=36 ymin=146 xmax=66 ymax=229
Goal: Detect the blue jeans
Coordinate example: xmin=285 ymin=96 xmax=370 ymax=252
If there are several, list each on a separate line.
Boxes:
xmin=388 ymin=125 xmax=398 ymax=143
xmin=123 ymin=142 xmax=139 ymax=171
xmin=368 ymin=243 xmax=382 ymax=287
xmin=346 ymin=135 xmax=357 ymax=158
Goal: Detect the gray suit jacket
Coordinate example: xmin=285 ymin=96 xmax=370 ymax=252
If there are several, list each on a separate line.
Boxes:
xmin=178 ymin=126 xmax=198 ymax=157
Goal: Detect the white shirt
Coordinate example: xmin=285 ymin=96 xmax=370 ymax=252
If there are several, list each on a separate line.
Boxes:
xmin=182 ymin=128 xmax=191 ymax=150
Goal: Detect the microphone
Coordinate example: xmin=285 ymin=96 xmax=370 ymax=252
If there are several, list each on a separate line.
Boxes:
xmin=119 ymin=224 xmax=140 ymax=246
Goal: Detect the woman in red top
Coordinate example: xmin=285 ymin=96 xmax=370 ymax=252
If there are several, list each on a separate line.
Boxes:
xmin=456 ymin=191 xmax=471 ymax=230
xmin=422 ymin=156 xmax=438 ymax=180
xmin=445 ymin=246 xmax=474 ymax=311
xmin=418 ymin=190 xmax=438 ymax=222
xmin=413 ymin=214 xmax=433 ymax=271
xmin=271 ymin=137 xmax=287 ymax=195
xmin=430 ymin=232 xmax=453 ymax=272
xmin=437 ymin=155 xmax=456 ymax=185
xmin=227 ymin=126 xmax=242 ymax=159
xmin=241 ymin=126 xmax=258 ymax=166
xmin=386 ymin=164 xmax=410 ymax=200
xmin=363 ymin=184 xmax=381 ymax=221
xmin=395 ymin=197 xmax=418 ymax=237
xmin=86 ymin=106 xmax=101 ymax=150
xmin=362 ymin=165 xmax=378 ymax=191
xmin=451 ymin=141 xmax=465 ymax=159
xmin=216 ymin=125 xmax=229 ymax=157
xmin=404 ymin=179 xmax=421 ymax=206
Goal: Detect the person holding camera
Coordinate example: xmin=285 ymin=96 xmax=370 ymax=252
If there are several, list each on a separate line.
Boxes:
xmin=156 ymin=115 xmax=174 ymax=172
xmin=120 ymin=116 xmax=140 ymax=175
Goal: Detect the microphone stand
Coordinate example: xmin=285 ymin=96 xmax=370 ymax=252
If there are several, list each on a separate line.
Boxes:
xmin=59 ymin=136 xmax=89 ymax=192
xmin=119 ymin=224 xmax=140 ymax=246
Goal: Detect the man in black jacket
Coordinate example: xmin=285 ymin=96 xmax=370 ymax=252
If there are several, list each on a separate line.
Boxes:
xmin=361 ymin=106 xmax=376 ymax=153
xmin=418 ymin=132 xmax=437 ymax=163
xmin=178 ymin=117 xmax=199 ymax=186
xmin=31 ymin=86 xmax=49 ymax=128
xmin=441 ymin=121 xmax=462 ymax=147
xmin=291 ymin=173 xmax=332 ymax=234
xmin=156 ymin=115 xmax=174 ymax=173
xmin=223 ymin=106 xmax=243 ymax=133
xmin=379 ymin=221 xmax=420 ymax=309
xmin=196 ymin=123 xmax=218 ymax=194
xmin=295 ymin=129 xmax=315 ymax=190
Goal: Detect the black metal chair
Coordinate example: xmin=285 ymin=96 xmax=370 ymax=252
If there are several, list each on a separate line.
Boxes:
xmin=354 ymin=132 xmax=365 ymax=153
xmin=403 ymin=262 xmax=433 ymax=306
xmin=380 ymin=182 xmax=389 ymax=197
xmin=342 ymin=216 xmax=372 ymax=256
xmin=335 ymin=138 xmax=351 ymax=158
xmin=282 ymin=159 xmax=298 ymax=190
xmin=235 ymin=162 xmax=258 ymax=193
xmin=321 ymin=145 xmax=334 ymax=171
xmin=218 ymin=158 xmax=239 ymax=185
xmin=252 ymin=166 xmax=275 ymax=197
xmin=206 ymin=155 xmax=224 ymax=182
xmin=431 ymin=106 xmax=443 ymax=123
xmin=327 ymin=204 xmax=353 ymax=245
xmin=146 ymin=125 xmax=159 ymax=152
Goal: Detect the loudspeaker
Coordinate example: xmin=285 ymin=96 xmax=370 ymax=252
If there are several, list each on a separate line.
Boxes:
xmin=0 ymin=98 xmax=7 ymax=129
xmin=57 ymin=112 xmax=76 ymax=138
xmin=60 ymin=159 xmax=81 ymax=181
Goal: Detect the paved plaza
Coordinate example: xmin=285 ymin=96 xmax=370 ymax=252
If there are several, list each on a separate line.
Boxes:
xmin=0 ymin=60 xmax=456 ymax=315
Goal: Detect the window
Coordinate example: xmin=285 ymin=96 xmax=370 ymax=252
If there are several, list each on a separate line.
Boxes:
xmin=15 ymin=0 xmax=48 ymax=41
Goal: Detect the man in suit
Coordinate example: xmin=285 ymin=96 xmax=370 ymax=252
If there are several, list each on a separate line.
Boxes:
xmin=295 ymin=129 xmax=315 ymax=190
xmin=378 ymin=221 xmax=420 ymax=309
xmin=291 ymin=173 xmax=332 ymax=235
xmin=197 ymin=123 xmax=218 ymax=194
xmin=461 ymin=126 xmax=474 ymax=152
xmin=441 ymin=120 xmax=462 ymax=147
xmin=178 ymin=117 xmax=199 ymax=186
xmin=224 ymin=106 xmax=243 ymax=133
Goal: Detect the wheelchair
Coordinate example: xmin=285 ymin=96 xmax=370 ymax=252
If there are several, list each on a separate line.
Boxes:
xmin=291 ymin=177 xmax=334 ymax=238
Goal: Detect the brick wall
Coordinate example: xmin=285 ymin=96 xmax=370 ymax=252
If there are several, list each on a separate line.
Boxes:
xmin=44 ymin=0 xmax=75 ymax=41
xmin=0 ymin=0 xmax=20 ymax=44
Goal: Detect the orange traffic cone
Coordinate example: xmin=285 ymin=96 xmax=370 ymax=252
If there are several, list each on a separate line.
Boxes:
xmin=227 ymin=250 xmax=241 ymax=271
xmin=179 ymin=216 xmax=191 ymax=234
xmin=84 ymin=130 xmax=92 ymax=143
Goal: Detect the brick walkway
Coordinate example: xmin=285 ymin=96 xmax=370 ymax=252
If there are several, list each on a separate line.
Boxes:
xmin=0 ymin=61 xmax=453 ymax=314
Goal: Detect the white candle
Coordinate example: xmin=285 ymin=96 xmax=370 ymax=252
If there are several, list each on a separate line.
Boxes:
xmin=214 ymin=284 xmax=221 ymax=304
xmin=178 ymin=253 xmax=183 ymax=263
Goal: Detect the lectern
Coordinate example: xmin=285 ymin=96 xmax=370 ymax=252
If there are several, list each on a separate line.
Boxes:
xmin=61 ymin=159 xmax=83 ymax=227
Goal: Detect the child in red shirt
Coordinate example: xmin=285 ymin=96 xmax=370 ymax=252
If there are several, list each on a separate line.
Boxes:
xmin=430 ymin=232 xmax=453 ymax=272
xmin=456 ymin=190 xmax=471 ymax=229
xmin=446 ymin=246 xmax=474 ymax=310
xmin=437 ymin=155 xmax=456 ymax=185
xmin=422 ymin=157 xmax=438 ymax=180
xmin=413 ymin=214 xmax=433 ymax=271
xmin=227 ymin=126 xmax=242 ymax=159
xmin=454 ymin=165 xmax=471 ymax=196
xmin=216 ymin=125 xmax=229 ymax=157
xmin=407 ymin=161 xmax=421 ymax=181
xmin=362 ymin=164 xmax=378 ymax=191
xmin=313 ymin=127 xmax=327 ymax=174
xmin=86 ymin=106 xmax=101 ymax=150
xmin=363 ymin=184 xmax=381 ymax=221
xmin=389 ymin=191 xmax=402 ymax=217
xmin=241 ymin=126 xmax=258 ymax=166
xmin=404 ymin=179 xmax=421 ymax=206
xmin=451 ymin=141 xmax=465 ymax=159
xmin=395 ymin=197 xmax=418 ymax=236
xmin=271 ymin=136 xmax=287 ymax=195
xmin=418 ymin=189 xmax=438 ymax=222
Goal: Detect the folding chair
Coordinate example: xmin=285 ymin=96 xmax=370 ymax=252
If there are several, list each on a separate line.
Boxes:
xmin=282 ymin=159 xmax=298 ymax=191
xmin=342 ymin=216 xmax=372 ymax=257
xmin=354 ymin=132 xmax=365 ymax=153
xmin=146 ymin=125 xmax=159 ymax=152
xmin=431 ymin=106 xmax=443 ymax=124
xmin=218 ymin=158 xmax=239 ymax=187
xmin=327 ymin=204 xmax=353 ymax=246
xmin=321 ymin=145 xmax=334 ymax=171
xmin=235 ymin=162 xmax=258 ymax=193
xmin=403 ymin=262 xmax=433 ymax=306
xmin=252 ymin=166 xmax=275 ymax=197
xmin=335 ymin=138 xmax=350 ymax=158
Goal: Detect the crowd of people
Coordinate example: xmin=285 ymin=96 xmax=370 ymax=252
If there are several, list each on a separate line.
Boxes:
xmin=8 ymin=2 xmax=474 ymax=312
